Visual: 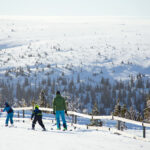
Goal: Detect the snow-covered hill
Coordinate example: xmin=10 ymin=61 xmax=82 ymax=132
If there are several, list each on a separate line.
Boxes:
xmin=0 ymin=16 xmax=150 ymax=80
xmin=0 ymin=16 xmax=150 ymax=114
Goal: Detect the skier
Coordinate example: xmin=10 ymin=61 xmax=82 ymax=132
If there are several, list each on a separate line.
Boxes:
xmin=53 ymin=91 xmax=67 ymax=130
xmin=3 ymin=102 xmax=14 ymax=126
xmin=31 ymin=104 xmax=46 ymax=131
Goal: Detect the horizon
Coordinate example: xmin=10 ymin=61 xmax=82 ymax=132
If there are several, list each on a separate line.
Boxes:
xmin=0 ymin=0 xmax=150 ymax=17
xmin=1 ymin=15 xmax=150 ymax=23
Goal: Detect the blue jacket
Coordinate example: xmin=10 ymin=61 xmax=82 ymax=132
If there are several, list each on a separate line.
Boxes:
xmin=31 ymin=108 xmax=42 ymax=119
xmin=3 ymin=106 xmax=13 ymax=114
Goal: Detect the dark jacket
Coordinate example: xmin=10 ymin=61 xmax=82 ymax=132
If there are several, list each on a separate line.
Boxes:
xmin=31 ymin=108 xmax=42 ymax=119
xmin=3 ymin=103 xmax=13 ymax=114
xmin=53 ymin=94 xmax=67 ymax=112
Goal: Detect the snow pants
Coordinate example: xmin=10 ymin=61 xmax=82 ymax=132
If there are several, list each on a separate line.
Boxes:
xmin=56 ymin=110 xmax=67 ymax=129
xmin=6 ymin=112 xmax=13 ymax=125
xmin=32 ymin=116 xmax=45 ymax=129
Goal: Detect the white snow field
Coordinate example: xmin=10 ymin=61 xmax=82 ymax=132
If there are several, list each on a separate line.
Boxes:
xmin=0 ymin=119 xmax=150 ymax=150
xmin=0 ymin=16 xmax=150 ymax=81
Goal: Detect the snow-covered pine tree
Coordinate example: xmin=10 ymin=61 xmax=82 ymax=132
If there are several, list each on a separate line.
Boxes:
xmin=21 ymin=98 xmax=26 ymax=107
xmin=90 ymin=102 xmax=102 ymax=126
xmin=144 ymin=95 xmax=150 ymax=123
xmin=125 ymin=110 xmax=131 ymax=119
xmin=116 ymin=104 xmax=127 ymax=130
xmin=69 ymin=97 xmax=81 ymax=112
xmin=121 ymin=104 xmax=127 ymax=118
xmin=129 ymin=106 xmax=136 ymax=120
xmin=39 ymin=90 xmax=47 ymax=107
xmin=92 ymin=102 xmax=99 ymax=116
xmin=136 ymin=112 xmax=143 ymax=122
xmin=113 ymin=99 xmax=121 ymax=116
xmin=17 ymin=98 xmax=27 ymax=107
xmin=113 ymin=99 xmax=127 ymax=130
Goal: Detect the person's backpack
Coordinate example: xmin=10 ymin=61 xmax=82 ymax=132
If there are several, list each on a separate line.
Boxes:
xmin=8 ymin=107 xmax=13 ymax=113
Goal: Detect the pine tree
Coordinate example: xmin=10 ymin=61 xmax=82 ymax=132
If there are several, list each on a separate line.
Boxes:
xmin=90 ymin=102 xmax=102 ymax=126
xmin=129 ymin=106 xmax=136 ymax=120
xmin=146 ymin=80 xmax=150 ymax=88
xmin=136 ymin=76 xmax=144 ymax=88
xmin=24 ymin=77 xmax=29 ymax=87
xmin=144 ymin=95 xmax=150 ymax=123
xmin=136 ymin=112 xmax=143 ymax=122
xmin=19 ymin=98 xmax=26 ymax=107
xmin=51 ymin=79 xmax=55 ymax=94
xmin=77 ymin=74 xmax=80 ymax=83
xmin=84 ymin=92 xmax=90 ymax=105
xmin=130 ymin=75 xmax=134 ymax=87
xmin=47 ymin=77 xmax=51 ymax=86
xmin=121 ymin=104 xmax=127 ymax=118
xmin=112 ymin=87 xmax=116 ymax=99
xmin=92 ymin=102 xmax=99 ymax=116
xmin=125 ymin=110 xmax=131 ymax=119
xmin=39 ymin=90 xmax=47 ymax=107
xmin=113 ymin=99 xmax=121 ymax=116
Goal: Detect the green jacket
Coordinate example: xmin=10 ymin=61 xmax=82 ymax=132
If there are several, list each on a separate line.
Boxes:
xmin=53 ymin=94 xmax=67 ymax=112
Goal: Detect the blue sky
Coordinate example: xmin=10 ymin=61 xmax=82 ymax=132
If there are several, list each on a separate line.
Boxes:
xmin=0 ymin=0 xmax=150 ymax=16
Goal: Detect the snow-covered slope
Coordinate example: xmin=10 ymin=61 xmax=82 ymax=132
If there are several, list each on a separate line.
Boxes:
xmin=0 ymin=16 xmax=150 ymax=80
xmin=0 ymin=16 xmax=150 ymax=114
xmin=0 ymin=118 xmax=150 ymax=150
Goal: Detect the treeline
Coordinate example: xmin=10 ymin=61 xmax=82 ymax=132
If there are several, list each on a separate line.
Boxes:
xmin=0 ymin=72 xmax=150 ymax=116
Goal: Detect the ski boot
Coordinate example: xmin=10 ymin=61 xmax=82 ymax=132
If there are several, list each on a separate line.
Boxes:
xmin=63 ymin=128 xmax=67 ymax=131
xmin=43 ymin=127 xmax=46 ymax=131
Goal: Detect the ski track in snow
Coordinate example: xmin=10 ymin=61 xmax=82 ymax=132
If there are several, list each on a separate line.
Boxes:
xmin=0 ymin=119 xmax=150 ymax=150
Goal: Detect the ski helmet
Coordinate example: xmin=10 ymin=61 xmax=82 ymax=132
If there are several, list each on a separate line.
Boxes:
xmin=35 ymin=104 xmax=39 ymax=109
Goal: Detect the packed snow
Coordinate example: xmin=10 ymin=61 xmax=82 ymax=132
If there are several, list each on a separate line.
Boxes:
xmin=0 ymin=117 xmax=150 ymax=150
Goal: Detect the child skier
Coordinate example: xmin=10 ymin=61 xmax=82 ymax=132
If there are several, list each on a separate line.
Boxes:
xmin=31 ymin=104 xmax=46 ymax=131
xmin=3 ymin=102 xmax=14 ymax=126
xmin=53 ymin=91 xmax=67 ymax=130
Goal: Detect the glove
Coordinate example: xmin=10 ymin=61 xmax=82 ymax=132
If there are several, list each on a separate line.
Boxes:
xmin=65 ymin=110 xmax=67 ymax=115
xmin=53 ymin=111 xmax=56 ymax=115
